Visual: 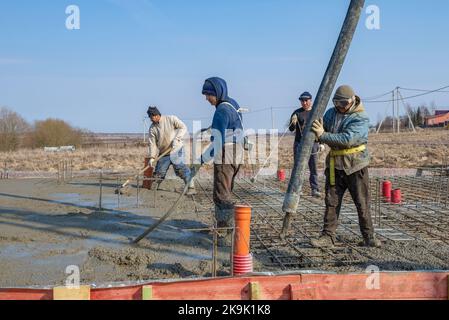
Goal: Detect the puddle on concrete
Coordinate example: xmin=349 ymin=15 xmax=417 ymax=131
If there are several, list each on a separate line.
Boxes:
xmin=50 ymin=192 xmax=139 ymax=211
xmin=0 ymin=234 xmax=129 ymax=276
xmin=0 ymin=242 xmax=84 ymax=272
xmin=0 ymin=179 xmax=223 ymax=287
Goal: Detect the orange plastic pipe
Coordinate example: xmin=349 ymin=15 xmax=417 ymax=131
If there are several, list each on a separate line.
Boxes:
xmin=234 ymin=205 xmax=252 ymax=256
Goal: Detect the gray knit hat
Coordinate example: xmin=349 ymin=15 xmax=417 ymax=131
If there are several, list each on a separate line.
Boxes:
xmin=334 ymin=85 xmax=356 ymax=100
xmin=147 ymin=106 xmax=161 ymax=117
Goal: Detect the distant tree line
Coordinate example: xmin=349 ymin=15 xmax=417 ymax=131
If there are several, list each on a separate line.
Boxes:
xmin=0 ymin=106 xmax=87 ymax=152
xmin=406 ymin=104 xmax=432 ymax=127
xmin=375 ymin=104 xmax=432 ymax=131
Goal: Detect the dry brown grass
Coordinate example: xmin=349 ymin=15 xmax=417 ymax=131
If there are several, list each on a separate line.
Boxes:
xmin=277 ymin=129 xmax=449 ymax=169
xmin=1 ymin=129 xmax=448 ymax=173
xmin=0 ymin=147 xmax=148 ymax=173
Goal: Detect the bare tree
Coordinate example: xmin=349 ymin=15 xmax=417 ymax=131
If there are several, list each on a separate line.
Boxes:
xmin=430 ymin=101 xmax=437 ymax=115
xmin=0 ymin=107 xmax=30 ymax=151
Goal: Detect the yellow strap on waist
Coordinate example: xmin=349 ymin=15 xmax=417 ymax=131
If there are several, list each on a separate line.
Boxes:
xmin=329 ymin=145 xmax=366 ymax=186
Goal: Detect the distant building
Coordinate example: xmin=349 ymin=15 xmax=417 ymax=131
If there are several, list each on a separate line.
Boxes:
xmin=435 ymin=110 xmax=449 ymax=116
xmin=425 ymin=110 xmax=449 ymax=127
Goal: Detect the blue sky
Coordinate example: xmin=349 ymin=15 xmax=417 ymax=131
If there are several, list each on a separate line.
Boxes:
xmin=1 ymin=0 xmax=449 ymax=133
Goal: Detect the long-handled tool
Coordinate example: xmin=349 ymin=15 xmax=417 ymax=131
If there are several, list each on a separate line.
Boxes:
xmin=132 ymin=128 xmax=212 ymax=243
xmin=131 ymin=163 xmax=202 ymax=244
xmin=114 ymin=147 xmax=172 ymax=195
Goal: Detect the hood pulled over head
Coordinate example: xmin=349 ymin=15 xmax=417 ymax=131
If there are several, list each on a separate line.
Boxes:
xmin=202 ymin=77 xmax=239 ymax=109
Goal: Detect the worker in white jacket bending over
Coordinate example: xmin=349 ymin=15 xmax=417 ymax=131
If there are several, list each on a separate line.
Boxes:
xmin=147 ymin=106 xmax=196 ymax=195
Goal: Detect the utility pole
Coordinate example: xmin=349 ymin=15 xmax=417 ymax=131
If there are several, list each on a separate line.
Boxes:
xmin=397 ymin=89 xmax=416 ymax=133
xmin=396 ymin=87 xmax=400 ymax=134
xmin=271 ymin=107 xmax=275 ymax=130
xmin=376 ymin=117 xmax=384 ymax=134
xmin=392 ymin=90 xmax=395 ymax=133
xmin=143 ymin=116 xmax=147 ymax=143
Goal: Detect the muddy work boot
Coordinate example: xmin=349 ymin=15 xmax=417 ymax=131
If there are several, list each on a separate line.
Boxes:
xmin=215 ymin=207 xmax=234 ymax=247
xmin=185 ymin=178 xmax=197 ymax=195
xmin=311 ymin=190 xmax=322 ymax=198
xmin=217 ymin=231 xmax=233 ymax=247
xmin=310 ymin=234 xmax=335 ymax=248
xmin=152 ymin=180 xmax=163 ymax=191
xmin=359 ymin=235 xmax=382 ymax=248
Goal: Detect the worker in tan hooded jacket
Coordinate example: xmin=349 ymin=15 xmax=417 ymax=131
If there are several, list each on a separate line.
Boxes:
xmin=147 ymin=106 xmax=195 ymax=194
xmin=310 ymin=85 xmax=381 ymax=248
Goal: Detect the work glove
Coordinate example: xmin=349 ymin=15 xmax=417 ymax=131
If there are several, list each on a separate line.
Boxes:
xmin=149 ymin=158 xmax=156 ymax=168
xmin=312 ymin=118 xmax=325 ymax=139
xmin=318 ymin=144 xmax=326 ymax=153
xmin=291 ymin=114 xmax=298 ymax=126
xmin=171 ymin=139 xmax=181 ymax=151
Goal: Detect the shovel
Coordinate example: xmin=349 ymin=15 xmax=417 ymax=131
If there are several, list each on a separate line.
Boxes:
xmin=114 ymin=147 xmax=173 ymax=195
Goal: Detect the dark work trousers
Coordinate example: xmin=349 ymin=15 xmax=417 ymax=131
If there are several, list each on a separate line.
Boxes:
xmin=213 ymin=145 xmax=242 ymax=228
xmin=322 ymin=167 xmax=374 ymax=239
xmin=294 ymin=140 xmax=320 ymax=191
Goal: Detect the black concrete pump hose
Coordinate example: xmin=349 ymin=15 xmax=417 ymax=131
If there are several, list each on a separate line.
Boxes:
xmin=132 ymin=128 xmax=206 ymax=244
xmin=281 ymin=0 xmax=366 ymax=237
xmin=131 ymin=166 xmax=201 ymax=244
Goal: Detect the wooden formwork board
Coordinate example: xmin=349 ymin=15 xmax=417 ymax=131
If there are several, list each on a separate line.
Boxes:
xmin=0 ymin=272 xmax=448 ymax=300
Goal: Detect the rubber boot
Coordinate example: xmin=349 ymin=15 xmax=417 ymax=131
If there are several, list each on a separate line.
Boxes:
xmin=359 ymin=234 xmax=382 ymax=248
xmin=186 ymin=178 xmax=197 ymax=195
xmin=215 ymin=207 xmax=234 ymax=247
xmin=217 ymin=231 xmax=233 ymax=247
xmin=310 ymin=234 xmax=336 ymax=248
xmin=156 ymin=182 xmax=163 ymax=191
xmin=311 ymin=190 xmax=322 ymax=198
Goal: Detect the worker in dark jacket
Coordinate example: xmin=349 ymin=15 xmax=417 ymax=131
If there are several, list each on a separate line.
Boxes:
xmin=289 ymin=91 xmax=323 ymax=198
xmin=310 ymin=85 xmax=381 ymax=248
xmin=201 ymin=77 xmax=244 ymax=246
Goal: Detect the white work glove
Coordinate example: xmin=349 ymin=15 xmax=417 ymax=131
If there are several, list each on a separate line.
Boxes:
xmin=319 ymin=144 xmax=326 ymax=153
xmin=149 ymin=158 xmax=156 ymax=168
xmin=291 ymin=114 xmax=298 ymax=126
xmin=171 ymin=139 xmax=181 ymax=151
xmin=312 ymin=118 xmax=325 ymax=139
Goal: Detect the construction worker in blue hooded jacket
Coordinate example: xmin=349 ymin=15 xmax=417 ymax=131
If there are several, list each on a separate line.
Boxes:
xmin=200 ymin=77 xmax=245 ymax=246
xmin=289 ymin=91 xmax=325 ymax=198
xmin=310 ymin=85 xmax=381 ymax=248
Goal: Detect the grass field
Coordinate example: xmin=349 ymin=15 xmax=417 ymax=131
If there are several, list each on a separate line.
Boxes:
xmin=1 ymin=129 xmax=448 ymax=174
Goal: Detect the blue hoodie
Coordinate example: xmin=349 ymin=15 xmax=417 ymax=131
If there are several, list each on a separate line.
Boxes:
xmin=203 ymin=77 xmax=244 ymax=157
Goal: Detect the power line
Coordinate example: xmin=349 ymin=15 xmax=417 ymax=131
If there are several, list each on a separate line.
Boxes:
xmin=398 ymin=87 xmax=449 ymax=93
xmin=245 ymin=107 xmax=271 ymax=114
xmin=362 ymin=90 xmax=394 ymax=101
xmin=244 ymin=106 xmax=293 ymax=115
xmin=364 ymin=84 xmax=449 ymax=104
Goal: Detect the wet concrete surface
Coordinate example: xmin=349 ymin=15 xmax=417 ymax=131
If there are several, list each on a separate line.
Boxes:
xmin=0 ymin=177 xmax=228 ymax=287
xmin=1 ymin=176 xmax=448 ymax=288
